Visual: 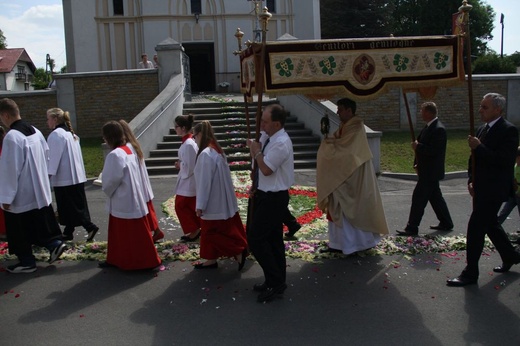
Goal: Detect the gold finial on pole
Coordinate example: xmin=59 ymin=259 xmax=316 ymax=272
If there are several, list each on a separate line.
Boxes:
xmin=458 ymin=0 xmax=473 ymax=38
xmin=233 ymin=28 xmax=245 ymax=55
xmin=259 ymin=7 xmax=272 ymax=43
xmin=459 ymin=0 xmax=473 ymax=13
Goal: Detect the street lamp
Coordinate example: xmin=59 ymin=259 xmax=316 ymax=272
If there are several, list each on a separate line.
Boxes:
xmin=500 ymin=13 xmax=504 ymax=58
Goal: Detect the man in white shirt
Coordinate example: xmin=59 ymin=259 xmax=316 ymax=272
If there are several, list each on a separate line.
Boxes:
xmin=247 ymin=104 xmax=294 ymax=303
xmin=0 ymin=98 xmax=66 ymax=274
xmin=138 ymin=54 xmax=155 ymax=69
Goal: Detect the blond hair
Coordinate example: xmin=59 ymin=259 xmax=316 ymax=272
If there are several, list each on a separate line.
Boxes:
xmin=47 ymin=108 xmax=77 ymax=140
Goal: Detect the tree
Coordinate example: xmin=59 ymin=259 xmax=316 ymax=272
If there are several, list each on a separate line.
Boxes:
xmin=321 ymin=0 xmax=394 ymax=39
xmin=31 ymin=68 xmax=52 ymax=90
xmin=472 ymin=53 xmax=516 ymax=74
xmin=391 ymin=0 xmax=494 ymax=56
xmin=508 ymin=52 xmax=520 ymax=67
xmin=0 ymin=29 xmax=6 ymax=49
xmin=320 ymin=1 xmax=495 ymax=58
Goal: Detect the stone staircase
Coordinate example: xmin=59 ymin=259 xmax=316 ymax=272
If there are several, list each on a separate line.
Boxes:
xmin=145 ymin=99 xmax=321 ymax=176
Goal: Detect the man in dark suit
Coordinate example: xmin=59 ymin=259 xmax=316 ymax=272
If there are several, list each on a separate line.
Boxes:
xmin=447 ymin=93 xmax=520 ymax=286
xmin=397 ymin=102 xmax=453 ymax=236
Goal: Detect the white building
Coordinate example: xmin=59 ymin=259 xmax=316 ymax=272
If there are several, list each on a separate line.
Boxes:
xmin=0 ymin=48 xmax=36 ymax=92
xmin=62 ymin=0 xmax=321 ymax=92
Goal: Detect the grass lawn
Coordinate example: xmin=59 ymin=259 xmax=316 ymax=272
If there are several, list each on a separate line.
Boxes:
xmin=380 ymin=129 xmax=470 ymax=173
xmin=80 ymin=129 xmax=472 ymax=178
xmin=81 ymin=137 xmax=104 ymax=178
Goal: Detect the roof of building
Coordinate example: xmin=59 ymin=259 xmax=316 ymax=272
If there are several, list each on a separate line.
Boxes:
xmin=0 ymin=48 xmax=36 ymax=74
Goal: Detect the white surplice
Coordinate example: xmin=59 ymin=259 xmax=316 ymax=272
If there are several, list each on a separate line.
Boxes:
xmin=126 ymin=143 xmax=154 ymax=201
xmin=47 ymin=127 xmax=87 ymax=187
xmin=102 ymin=146 xmax=148 ymax=219
xmin=194 ymin=147 xmax=238 ymax=220
xmin=0 ymin=127 xmax=52 ymax=213
xmin=174 ymin=137 xmax=198 ymax=197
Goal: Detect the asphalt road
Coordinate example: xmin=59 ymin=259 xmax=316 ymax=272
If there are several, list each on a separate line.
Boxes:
xmin=1 ymin=171 xmax=519 ymax=345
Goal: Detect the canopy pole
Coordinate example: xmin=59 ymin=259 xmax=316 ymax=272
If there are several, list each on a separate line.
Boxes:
xmin=460 ymin=1 xmax=475 ymax=137
xmin=402 ymin=90 xmax=416 ymax=142
xmin=248 ymin=7 xmax=272 ymax=231
xmin=232 ymin=28 xmax=251 ymax=139
xmin=244 ymin=94 xmax=251 ymax=139
xmin=460 ymin=1 xmax=476 ymax=191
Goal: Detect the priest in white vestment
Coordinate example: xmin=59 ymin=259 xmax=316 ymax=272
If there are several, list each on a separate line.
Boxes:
xmin=317 ymin=98 xmax=389 ymax=255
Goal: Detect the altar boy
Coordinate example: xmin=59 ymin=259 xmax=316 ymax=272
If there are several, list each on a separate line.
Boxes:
xmin=0 ymin=98 xmax=66 ymax=273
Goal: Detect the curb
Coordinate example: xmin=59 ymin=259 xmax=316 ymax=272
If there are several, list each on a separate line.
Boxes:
xmin=380 ymin=170 xmax=467 ymax=181
xmin=87 ymin=170 xmax=468 ymax=184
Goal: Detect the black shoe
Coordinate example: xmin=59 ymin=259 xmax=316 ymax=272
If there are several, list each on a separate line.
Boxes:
xmin=180 ymin=232 xmax=200 ymax=243
xmin=62 ymin=234 xmax=74 ymax=241
xmin=396 ymin=229 xmax=418 ymax=236
xmin=446 ymin=275 xmax=478 ymax=287
xmin=430 ymin=224 xmax=453 ymax=231
xmin=7 ymin=263 xmax=37 ymax=274
xmin=253 ymin=282 xmax=268 ymax=292
xmin=238 ymin=249 xmax=248 ymax=271
xmin=257 ymin=284 xmax=287 ymax=303
xmin=98 ymin=261 xmax=115 ymax=268
xmin=86 ymin=226 xmax=99 ymax=242
xmin=493 ymin=263 xmax=514 ymax=273
xmin=285 ymin=224 xmax=301 ymax=238
xmin=319 ymin=247 xmax=343 ymax=254
xmin=49 ymin=242 xmax=67 ymax=264
xmin=194 ymin=262 xmax=218 ymax=269
xmin=493 ymin=256 xmax=520 ymax=273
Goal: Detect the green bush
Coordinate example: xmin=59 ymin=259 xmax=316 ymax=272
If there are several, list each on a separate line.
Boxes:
xmin=472 ymin=53 xmax=517 ymax=74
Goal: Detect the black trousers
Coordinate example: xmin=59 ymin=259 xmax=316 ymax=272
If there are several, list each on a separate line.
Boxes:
xmin=407 ymin=178 xmax=453 ymax=231
xmin=248 ymin=190 xmax=289 ymax=288
xmin=464 ymin=195 xmax=520 ymax=278
xmin=4 ymin=204 xmax=62 ymax=258
xmin=282 ymin=206 xmax=299 ymax=230
xmin=54 ymin=183 xmax=96 ymax=234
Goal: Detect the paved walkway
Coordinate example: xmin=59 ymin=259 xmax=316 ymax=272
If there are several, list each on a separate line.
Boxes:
xmin=1 ymin=172 xmax=520 ymax=345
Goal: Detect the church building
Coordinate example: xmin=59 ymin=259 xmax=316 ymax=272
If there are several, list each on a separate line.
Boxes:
xmin=62 ymin=0 xmax=321 ymax=92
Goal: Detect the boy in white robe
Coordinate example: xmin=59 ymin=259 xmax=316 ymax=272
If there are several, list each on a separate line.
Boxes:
xmin=0 ymin=98 xmax=66 ymax=274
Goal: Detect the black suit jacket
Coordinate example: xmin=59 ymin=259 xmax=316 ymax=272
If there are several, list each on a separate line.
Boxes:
xmin=415 ymin=119 xmax=447 ymax=181
xmin=469 ymin=117 xmax=519 ymax=203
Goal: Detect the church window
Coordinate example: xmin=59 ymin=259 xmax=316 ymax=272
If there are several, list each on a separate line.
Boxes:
xmin=191 ymin=0 xmax=202 ymax=14
xmin=113 ymin=0 xmax=124 ymax=15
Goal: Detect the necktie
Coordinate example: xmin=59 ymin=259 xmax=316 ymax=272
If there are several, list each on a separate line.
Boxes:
xmin=262 ymin=138 xmax=270 ymax=154
xmin=478 ymin=125 xmax=490 ymax=141
xmin=253 ymin=138 xmax=270 ymax=190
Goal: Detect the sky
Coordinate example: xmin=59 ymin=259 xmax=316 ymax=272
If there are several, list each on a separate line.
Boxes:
xmin=0 ymin=0 xmax=518 ymax=70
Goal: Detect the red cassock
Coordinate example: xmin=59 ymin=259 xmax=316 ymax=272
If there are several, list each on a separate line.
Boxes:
xmin=103 ymin=145 xmax=161 ymax=270
xmin=199 ymin=212 xmax=247 ymax=259
xmin=175 ymin=195 xmax=200 ymax=234
xmin=107 ymin=214 xmax=161 ymax=270
xmin=146 ymin=200 xmax=159 ymax=231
